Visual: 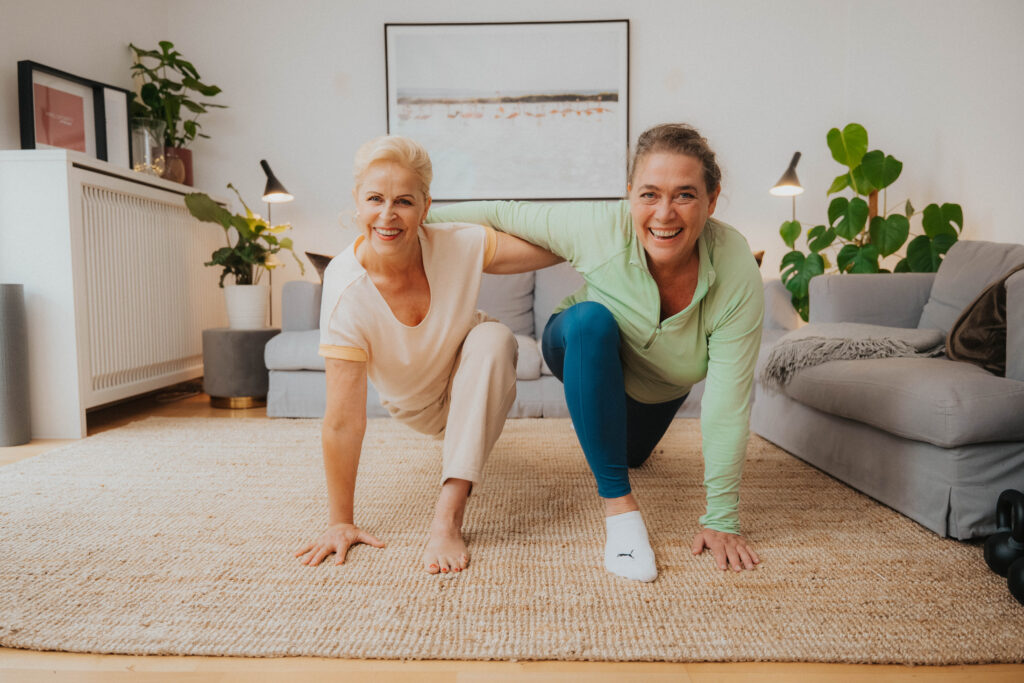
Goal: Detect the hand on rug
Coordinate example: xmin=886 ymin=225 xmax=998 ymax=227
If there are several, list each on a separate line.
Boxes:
xmin=295 ymin=523 xmax=386 ymax=566
xmin=691 ymin=528 xmax=760 ymax=571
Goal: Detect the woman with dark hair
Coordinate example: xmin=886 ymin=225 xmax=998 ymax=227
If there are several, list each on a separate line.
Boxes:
xmin=428 ymin=123 xmax=763 ymax=582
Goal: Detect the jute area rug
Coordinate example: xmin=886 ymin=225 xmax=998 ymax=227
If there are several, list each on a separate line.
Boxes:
xmin=0 ymin=417 xmax=1021 ymax=664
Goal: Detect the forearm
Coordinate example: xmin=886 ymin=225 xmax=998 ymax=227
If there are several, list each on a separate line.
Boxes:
xmin=321 ymin=422 xmax=365 ymax=525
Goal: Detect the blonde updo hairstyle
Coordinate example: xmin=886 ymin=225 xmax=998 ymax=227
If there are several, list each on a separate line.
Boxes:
xmin=352 ymin=135 xmax=433 ymax=200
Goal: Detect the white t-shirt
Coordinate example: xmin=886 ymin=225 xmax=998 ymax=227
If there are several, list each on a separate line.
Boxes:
xmin=318 ymin=222 xmax=497 ymax=412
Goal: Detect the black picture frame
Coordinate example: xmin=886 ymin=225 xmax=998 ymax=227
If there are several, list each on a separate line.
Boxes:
xmin=17 ymin=60 xmax=133 ymax=169
xmin=384 ymin=20 xmax=630 ymax=201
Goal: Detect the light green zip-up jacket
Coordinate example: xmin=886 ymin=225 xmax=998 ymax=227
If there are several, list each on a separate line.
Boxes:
xmin=428 ymin=200 xmax=764 ymax=533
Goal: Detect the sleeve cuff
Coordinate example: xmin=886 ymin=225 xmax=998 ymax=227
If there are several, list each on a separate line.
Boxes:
xmin=482 ymin=225 xmax=498 ymax=269
xmin=318 ymin=344 xmax=368 ymax=362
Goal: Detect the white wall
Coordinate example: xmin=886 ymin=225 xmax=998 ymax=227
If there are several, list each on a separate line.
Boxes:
xmin=3 ymin=0 xmax=1022 ymax=321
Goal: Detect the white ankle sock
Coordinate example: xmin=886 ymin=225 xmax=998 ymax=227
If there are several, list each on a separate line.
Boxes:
xmin=604 ymin=510 xmax=657 ymax=582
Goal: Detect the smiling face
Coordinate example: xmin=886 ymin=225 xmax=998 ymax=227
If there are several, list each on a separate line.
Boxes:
xmin=628 ymin=151 xmax=720 ymax=270
xmin=353 ymin=160 xmax=431 ymax=257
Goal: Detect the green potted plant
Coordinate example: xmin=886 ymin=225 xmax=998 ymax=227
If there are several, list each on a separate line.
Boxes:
xmin=129 ymin=40 xmax=227 ymax=185
xmin=185 ymin=185 xmax=304 ymax=329
xmin=778 ymin=123 xmax=964 ymax=320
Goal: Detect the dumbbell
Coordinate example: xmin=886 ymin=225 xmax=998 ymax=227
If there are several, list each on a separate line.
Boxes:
xmin=983 ymin=489 xmax=1024 ymax=604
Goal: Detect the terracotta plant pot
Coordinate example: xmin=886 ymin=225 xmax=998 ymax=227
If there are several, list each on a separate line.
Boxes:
xmin=162 ymin=146 xmax=193 ymax=186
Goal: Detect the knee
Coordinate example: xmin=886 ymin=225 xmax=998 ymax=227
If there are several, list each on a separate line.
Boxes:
xmin=566 ymin=302 xmax=619 ymax=346
xmin=463 ymin=322 xmax=517 ymax=372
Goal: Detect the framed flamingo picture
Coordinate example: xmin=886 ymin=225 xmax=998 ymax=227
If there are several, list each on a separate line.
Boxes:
xmin=385 ymin=20 xmax=630 ymax=201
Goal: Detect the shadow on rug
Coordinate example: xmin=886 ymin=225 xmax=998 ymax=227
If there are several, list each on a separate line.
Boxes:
xmin=0 ymin=417 xmax=1021 ymax=663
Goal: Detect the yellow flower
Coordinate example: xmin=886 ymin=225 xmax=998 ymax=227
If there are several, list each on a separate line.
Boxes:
xmin=266 ymin=222 xmax=292 ymax=234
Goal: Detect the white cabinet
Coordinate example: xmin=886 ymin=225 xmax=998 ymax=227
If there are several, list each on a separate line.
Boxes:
xmin=0 ymin=150 xmax=227 ymax=438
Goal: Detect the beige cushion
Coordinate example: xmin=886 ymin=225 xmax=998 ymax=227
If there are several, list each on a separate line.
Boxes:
xmin=782 ymin=357 xmax=1024 ymax=447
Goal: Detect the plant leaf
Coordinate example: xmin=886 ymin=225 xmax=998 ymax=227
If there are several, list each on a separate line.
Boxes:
xmin=941 ymin=203 xmax=964 ymax=232
xmin=848 ymin=244 xmax=880 ymax=273
xmin=907 ymin=234 xmax=942 ymax=272
xmin=837 ymin=243 xmax=859 ymax=273
xmin=933 ymin=232 xmax=958 ymax=255
xmin=921 ymin=203 xmax=958 ymax=238
xmin=807 ymin=225 xmax=836 ymax=252
xmin=832 ymin=197 xmax=869 ymax=240
xmin=905 ymin=199 xmax=915 ymax=218
xmin=860 ymin=150 xmax=903 ymax=190
xmin=894 ymin=258 xmax=911 ymax=273
xmin=184 ymin=193 xmax=232 ymax=229
xmin=780 ymin=250 xmax=824 ymax=300
xmin=828 ymin=197 xmax=848 ymax=227
xmin=779 ymin=220 xmax=801 ymax=248
xmin=826 ymin=123 xmax=868 ymax=168
xmin=827 ymin=173 xmax=851 ymax=195
xmin=868 ymin=214 xmax=910 ymax=257
xmin=850 ymin=165 xmax=876 ymax=195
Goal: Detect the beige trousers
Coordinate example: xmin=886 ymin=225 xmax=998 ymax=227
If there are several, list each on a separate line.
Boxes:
xmin=386 ymin=321 xmax=518 ymax=485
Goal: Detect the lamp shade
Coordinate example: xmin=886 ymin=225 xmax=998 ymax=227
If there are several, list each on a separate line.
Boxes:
xmin=260 ymin=159 xmax=293 ymax=203
xmin=769 ymin=151 xmax=804 ymax=197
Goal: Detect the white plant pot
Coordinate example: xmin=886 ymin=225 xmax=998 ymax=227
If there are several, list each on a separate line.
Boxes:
xmin=223 ymin=283 xmax=268 ymax=329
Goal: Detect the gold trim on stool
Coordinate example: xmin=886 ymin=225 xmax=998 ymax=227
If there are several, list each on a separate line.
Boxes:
xmin=210 ymin=396 xmax=266 ymax=409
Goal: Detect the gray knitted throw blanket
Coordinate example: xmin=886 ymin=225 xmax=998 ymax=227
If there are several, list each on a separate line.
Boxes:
xmin=760 ymin=322 xmax=945 ymax=388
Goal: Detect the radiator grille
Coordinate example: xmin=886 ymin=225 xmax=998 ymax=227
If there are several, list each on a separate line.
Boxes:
xmin=80 ymin=184 xmax=224 ymax=397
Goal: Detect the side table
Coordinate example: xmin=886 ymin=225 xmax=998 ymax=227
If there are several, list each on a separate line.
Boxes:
xmin=202 ymin=328 xmax=280 ymax=409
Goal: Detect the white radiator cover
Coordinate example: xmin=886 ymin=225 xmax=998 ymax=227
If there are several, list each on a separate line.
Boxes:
xmin=0 ymin=150 xmax=227 ymax=438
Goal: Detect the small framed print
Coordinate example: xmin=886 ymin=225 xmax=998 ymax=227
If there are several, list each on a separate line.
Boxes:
xmin=17 ymin=60 xmax=133 ymax=168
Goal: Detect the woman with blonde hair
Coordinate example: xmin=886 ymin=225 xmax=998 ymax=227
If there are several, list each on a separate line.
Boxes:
xmin=296 ymin=135 xmax=561 ymax=574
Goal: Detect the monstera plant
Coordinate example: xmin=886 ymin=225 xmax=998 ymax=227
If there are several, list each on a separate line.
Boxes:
xmin=779 ymin=123 xmax=964 ymax=320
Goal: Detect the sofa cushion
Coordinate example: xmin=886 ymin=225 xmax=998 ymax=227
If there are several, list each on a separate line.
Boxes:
xmin=265 ymin=330 xmax=325 ymax=371
xmin=514 ymin=334 xmax=542 ymax=380
xmin=918 ymin=240 xmax=1024 ymax=335
xmin=478 ymin=272 xmax=535 ymax=337
xmin=533 ymin=262 xmax=584 ymax=337
xmin=782 ymin=357 xmax=1024 ymax=447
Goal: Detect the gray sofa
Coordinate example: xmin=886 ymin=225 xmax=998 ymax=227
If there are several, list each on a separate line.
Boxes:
xmin=751 ymin=240 xmax=1024 ymax=540
xmin=264 ymin=262 xmax=799 ymax=421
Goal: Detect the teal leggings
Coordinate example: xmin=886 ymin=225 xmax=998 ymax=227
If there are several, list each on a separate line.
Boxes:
xmin=541 ymin=302 xmax=688 ymax=498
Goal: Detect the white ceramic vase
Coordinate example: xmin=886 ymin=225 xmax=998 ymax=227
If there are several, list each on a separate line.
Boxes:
xmin=223 ymin=283 xmax=269 ymax=329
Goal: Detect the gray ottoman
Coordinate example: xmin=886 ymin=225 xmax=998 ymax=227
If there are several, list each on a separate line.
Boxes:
xmin=202 ymin=328 xmax=280 ymax=408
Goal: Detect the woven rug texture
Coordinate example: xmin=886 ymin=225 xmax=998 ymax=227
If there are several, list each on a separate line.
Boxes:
xmin=0 ymin=417 xmax=1021 ymax=663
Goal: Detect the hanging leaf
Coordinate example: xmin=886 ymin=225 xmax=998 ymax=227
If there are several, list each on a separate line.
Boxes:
xmin=827 ymin=173 xmax=851 ymax=195
xmin=781 ymin=250 xmax=825 ymax=299
xmin=868 ymin=214 xmax=910 ymax=257
xmin=861 ymin=150 xmax=903 ymax=190
xmin=907 ymin=235 xmax=943 ymax=272
xmin=830 ymin=197 xmax=869 ymax=239
xmin=779 ymin=220 xmax=802 ymax=248
xmin=905 ymin=199 xmax=915 ymax=218
xmin=827 ymin=123 xmax=868 ymax=168
xmin=807 ymin=225 xmax=837 ymax=252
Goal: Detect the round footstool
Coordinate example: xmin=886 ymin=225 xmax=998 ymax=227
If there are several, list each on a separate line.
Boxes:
xmin=202 ymin=328 xmax=280 ymax=409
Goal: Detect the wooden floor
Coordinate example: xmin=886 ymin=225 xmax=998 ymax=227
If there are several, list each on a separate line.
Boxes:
xmin=1 ymin=384 xmax=1020 ymax=682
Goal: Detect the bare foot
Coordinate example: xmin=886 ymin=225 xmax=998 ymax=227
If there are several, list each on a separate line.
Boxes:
xmin=422 ymin=519 xmax=469 ymax=574
xmin=423 ymin=478 xmax=472 ymax=574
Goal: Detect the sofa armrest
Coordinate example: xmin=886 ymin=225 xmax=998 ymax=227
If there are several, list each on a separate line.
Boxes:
xmin=809 ymin=273 xmax=936 ymax=327
xmin=1007 ymin=269 xmax=1024 ymax=381
xmin=282 ymin=280 xmax=323 ymax=331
